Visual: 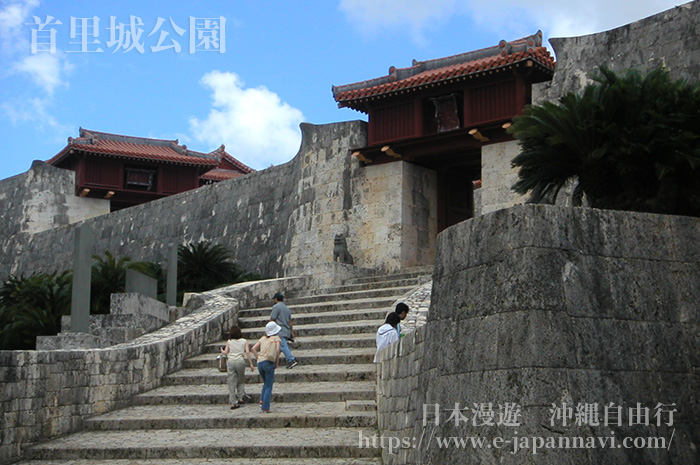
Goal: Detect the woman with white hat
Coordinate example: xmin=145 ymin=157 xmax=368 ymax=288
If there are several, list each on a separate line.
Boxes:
xmin=251 ymin=321 xmax=282 ymax=413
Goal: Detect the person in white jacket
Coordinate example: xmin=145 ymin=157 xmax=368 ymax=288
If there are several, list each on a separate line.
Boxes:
xmin=374 ymin=312 xmax=401 ymax=363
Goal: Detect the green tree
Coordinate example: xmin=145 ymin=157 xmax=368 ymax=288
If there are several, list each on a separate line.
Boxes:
xmin=177 ymin=241 xmax=258 ymax=295
xmin=91 ymin=251 xmax=159 ymax=314
xmin=0 ymin=272 xmax=72 ymax=350
xmin=510 ymin=66 xmax=700 ymax=216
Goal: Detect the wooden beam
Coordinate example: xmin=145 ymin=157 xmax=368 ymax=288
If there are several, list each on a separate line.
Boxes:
xmin=381 ymin=146 xmax=402 ymax=158
xmin=105 ymin=191 xmax=115 ymax=199
xmin=352 ymin=151 xmax=372 ymax=164
xmin=502 ymin=122 xmax=512 ymax=130
xmin=468 ymin=128 xmax=489 ymax=142
xmin=79 ymin=188 xmax=90 ymax=197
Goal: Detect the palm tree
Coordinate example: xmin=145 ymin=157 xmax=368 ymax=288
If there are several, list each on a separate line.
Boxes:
xmin=177 ymin=241 xmax=256 ymax=295
xmin=510 ymin=66 xmax=700 ymax=216
xmin=91 ymin=251 xmax=160 ymax=314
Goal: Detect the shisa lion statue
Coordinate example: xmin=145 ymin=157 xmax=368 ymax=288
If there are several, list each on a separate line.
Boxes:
xmin=333 ymin=233 xmax=354 ymax=265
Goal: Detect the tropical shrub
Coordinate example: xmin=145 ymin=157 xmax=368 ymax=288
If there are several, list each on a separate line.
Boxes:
xmin=0 ymin=272 xmax=72 ymax=350
xmin=177 ymin=241 xmax=261 ymax=297
xmin=90 ymin=251 xmax=159 ymax=314
xmin=510 ymin=66 xmax=700 ymax=216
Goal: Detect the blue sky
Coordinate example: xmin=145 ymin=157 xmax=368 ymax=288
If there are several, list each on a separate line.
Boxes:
xmin=0 ymin=0 xmax=683 ymax=179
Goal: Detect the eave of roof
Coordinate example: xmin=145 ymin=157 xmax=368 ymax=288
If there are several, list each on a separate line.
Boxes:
xmin=48 ymin=142 xmax=220 ymax=167
xmin=332 ymin=31 xmax=555 ymax=111
xmin=46 ymin=129 xmax=255 ymax=173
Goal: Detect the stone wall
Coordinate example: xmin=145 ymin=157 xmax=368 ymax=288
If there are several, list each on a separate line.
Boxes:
xmin=0 ymin=276 xmax=310 ymax=464
xmin=0 ymin=161 xmax=109 ymax=237
xmin=534 ymin=0 xmax=700 ymax=102
xmin=0 ymin=122 xmax=351 ymax=280
xmin=377 ymin=205 xmax=699 ymax=464
xmin=0 ymin=121 xmax=439 ymax=283
xmin=477 ymin=140 xmax=523 ymax=216
xmin=340 ymin=161 xmax=437 ymax=273
xmin=376 ymin=324 xmax=427 ymax=464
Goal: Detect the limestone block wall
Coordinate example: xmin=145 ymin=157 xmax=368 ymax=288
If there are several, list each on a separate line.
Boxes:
xmin=0 ymin=154 xmax=300 ymax=280
xmin=534 ymin=1 xmax=700 ymax=102
xmin=344 ymin=161 xmax=437 ymax=272
xmin=0 ymin=276 xmax=310 ymax=465
xmin=0 ymin=122 xmax=355 ymax=281
xmin=376 ymin=325 xmax=427 ymax=464
xmin=377 ymin=205 xmax=699 ymax=464
xmin=399 ymin=163 xmax=437 ymax=268
xmin=1 ymin=120 xmax=436 ymax=283
xmin=0 ymin=161 xmax=109 ymax=237
xmin=284 ymin=122 xmax=365 ymax=274
xmin=478 ymin=140 xmax=523 ymax=216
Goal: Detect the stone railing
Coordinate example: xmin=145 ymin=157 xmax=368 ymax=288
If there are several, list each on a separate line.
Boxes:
xmin=0 ymin=276 xmax=310 ymax=465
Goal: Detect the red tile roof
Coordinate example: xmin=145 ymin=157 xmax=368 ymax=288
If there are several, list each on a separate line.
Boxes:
xmin=200 ymin=168 xmax=246 ymax=182
xmin=200 ymin=145 xmax=255 ymax=181
xmin=47 ymin=129 xmax=256 ymax=178
xmin=209 ymin=145 xmax=255 ymax=175
xmin=48 ymin=129 xmax=220 ymax=168
xmin=333 ymin=31 xmax=555 ymax=110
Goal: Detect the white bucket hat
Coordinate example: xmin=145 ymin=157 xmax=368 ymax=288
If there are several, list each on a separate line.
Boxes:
xmin=265 ymin=321 xmax=281 ymax=337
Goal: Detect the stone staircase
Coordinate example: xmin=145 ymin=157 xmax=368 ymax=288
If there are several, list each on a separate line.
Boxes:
xmin=16 ymin=268 xmax=431 ymax=465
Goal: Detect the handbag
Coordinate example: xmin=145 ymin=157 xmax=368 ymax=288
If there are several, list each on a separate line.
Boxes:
xmin=216 ymin=354 xmax=227 ymax=372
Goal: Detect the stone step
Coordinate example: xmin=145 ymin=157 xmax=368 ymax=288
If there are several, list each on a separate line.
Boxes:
xmin=238 ymin=307 xmax=389 ymax=329
xmin=286 ymin=286 xmax=416 ymax=306
xmin=133 ymin=381 xmax=376 ymax=405
xmin=15 ymin=459 xmax=383 ymax=465
xmin=187 ymin=347 xmax=376 ymax=368
xmin=24 ymin=428 xmax=381 ymax=460
xmin=203 ymin=332 xmax=378 ymax=352
xmin=346 ymin=400 xmax=377 ymax=411
xmin=85 ymin=403 xmax=376 ymax=430
xmin=318 ymin=276 xmax=425 ymax=295
xmin=243 ymin=295 xmax=399 ymax=313
xmin=241 ymin=319 xmax=384 ymax=339
xmin=343 ymin=268 xmax=432 ymax=285
xmin=162 ymin=364 xmax=376 ymax=386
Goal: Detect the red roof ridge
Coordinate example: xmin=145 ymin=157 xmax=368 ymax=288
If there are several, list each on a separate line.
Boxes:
xmin=78 ymin=128 xmax=180 ymax=147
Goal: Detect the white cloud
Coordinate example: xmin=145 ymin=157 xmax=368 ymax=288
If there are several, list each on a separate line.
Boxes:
xmin=466 ymin=0 xmax=682 ymax=39
xmin=339 ymin=0 xmax=458 ymax=43
xmin=0 ymin=0 xmax=73 ymax=137
xmin=0 ymin=0 xmax=39 ymax=53
xmin=13 ymin=51 xmax=72 ymax=95
xmin=189 ymin=71 xmax=305 ymax=169
xmin=2 ymin=96 xmax=71 ymax=134
xmin=338 ymin=0 xmax=683 ymax=44
xmin=1 ymin=0 xmax=72 ymax=95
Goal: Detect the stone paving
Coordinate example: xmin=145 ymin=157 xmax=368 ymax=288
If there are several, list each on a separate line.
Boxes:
xmin=16 ymin=268 xmax=432 ymax=464
xmin=19 ymin=459 xmax=381 ymax=465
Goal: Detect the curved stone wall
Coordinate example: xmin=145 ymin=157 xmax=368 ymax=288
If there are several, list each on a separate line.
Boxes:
xmin=535 ymin=1 xmax=700 ymax=102
xmin=377 ymin=205 xmax=699 ymax=464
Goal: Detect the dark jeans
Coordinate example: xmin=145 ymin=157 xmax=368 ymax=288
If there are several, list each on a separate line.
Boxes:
xmin=257 ymin=360 xmax=275 ymax=410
